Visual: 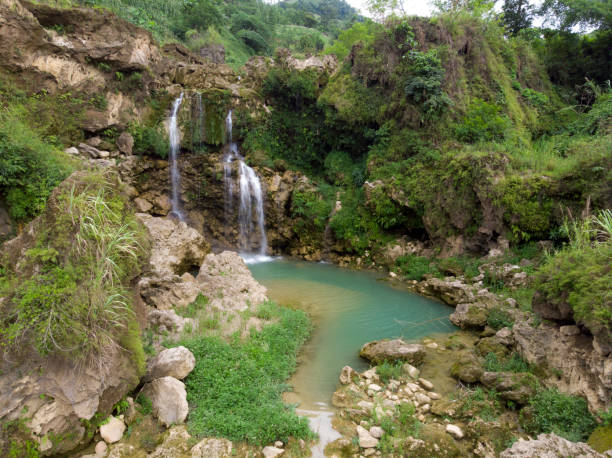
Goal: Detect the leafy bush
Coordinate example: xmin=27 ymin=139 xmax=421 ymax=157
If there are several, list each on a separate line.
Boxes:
xmin=520 ymin=388 xmax=597 ymax=442
xmin=180 ymin=302 xmax=313 ymax=445
xmin=131 ymin=124 xmax=168 ymax=158
xmin=454 ymin=99 xmax=510 ymax=143
xmin=395 ymin=255 xmax=440 ymax=281
xmin=486 ymin=308 xmax=515 ymax=330
xmin=0 ymin=113 xmax=73 ymax=222
xmin=403 ymin=49 xmax=452 ymax=120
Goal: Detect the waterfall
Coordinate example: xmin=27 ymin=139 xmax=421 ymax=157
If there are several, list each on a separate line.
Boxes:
xmin=223 ymin=110 xmax=268 ymax=256
xmin=168 ymin=93 xmax=184 ymax=221
xmin=193 ymin=92 xmax=204 ymax=150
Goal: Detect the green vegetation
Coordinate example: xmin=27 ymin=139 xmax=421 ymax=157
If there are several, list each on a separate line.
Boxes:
xmin=374 ymin=403 xmax=421 ymax=454
xmin=486 ymin=308 xmax=515 ymax=331
xmin=0 ymin=172 xmax=147 ymax=362
xmin=178 ymin=302 xmax=313 ymax=445
xmin=520 ymin=388 xmax=597 ymax=442
xmin=483 ymin=352 xmax=531 ymax=373
xmin=376 ymin=360 xmax=404 ymax=383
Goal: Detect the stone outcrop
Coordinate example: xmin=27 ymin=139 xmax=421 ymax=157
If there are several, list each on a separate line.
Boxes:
xmin=0 ymin=348 xmax=140 ymax=455
xmin=142 ymin=376 xmax=189 ymax=427
xmin=145 ymin=346 xmax=196 ymax=382
xmin=190 ymin=437 xmax=233 ymax=458
xmin=137 ymin=214 xmax=210 ymax=277
xmin=360 ymin=339 xmax=425 ymax=365
xmin=480 ymin=371 xmax=537 ymax=405
xmin=500 ymin=433 xmax=605 ymax=457
xmin=512 ymin=320 xmax=612 ymax=412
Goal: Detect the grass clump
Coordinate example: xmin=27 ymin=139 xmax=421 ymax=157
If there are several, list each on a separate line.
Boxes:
xmin=483 ymin=352 xmax=531 ymax=373
xmin=395 ymin=255 xmax=440 ymax=281
xmin=486 ymin=308 xmax=515 ymax=330
xmin=179 ymin=302 xmax=313 ymax=445
xmin=519 ymin=388 xmax=597 ymax=442
xmin=376 ymin=361 xmax=404 ymax=384
xmin=376 ymin=403 xmax=421 ymax=454
xmin=0 ymin=172 xmax=147 ymax=362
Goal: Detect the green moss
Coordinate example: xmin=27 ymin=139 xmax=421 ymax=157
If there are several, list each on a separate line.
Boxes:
xmin=588 ymin=425 xmax=612 ymax=453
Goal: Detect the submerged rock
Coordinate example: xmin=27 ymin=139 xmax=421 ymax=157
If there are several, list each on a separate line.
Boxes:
xmin=142 ymin=376 xmax=189 ymax=427
xmin=145 ymin=346 xmax=196 ymax=382
xmin=360 ymin=339 xmax=425 ymax=365
xmin=500 ymin=433 xmax=605 ymax=457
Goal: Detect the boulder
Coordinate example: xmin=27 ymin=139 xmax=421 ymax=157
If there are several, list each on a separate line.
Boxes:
xmin=445 ymin=424 xmax=464 ymax=440
xmin=403 ymin=363 xmax=420 ymax=379
xmin=480 ymin=372 xmax=538 ymax=405
xmin=190 ymin=438 xmax=233 ymax=457
xmin=450 ymin=352 xmax=484 ymax=383
xmin=339 ymin=365 xmax=357 ymax=385
xmin=142 ymin=376 xmax=189 ymax=427
xmin=356 ymin=425 xmax=379 ymax=448
xmin=476 ymin=336 xmax=509 ymax=358
xmin=134 ymin=197 xmax=153 ymax=213
xmin=450 ymin=302 xmax=489 ymax=329
xmin=149 ymin=425 xmax=191 ymax=457
xmin=369 ymin=426 xmax=384 ymax=438
xmin=137 ymin=214 xmax=209 ymax=277
xmin=146 ymin=346 xmax=195 ymax=382
xmin=116 ymin=132 xmax=134 ymax=154
xmin=500 ymin=433 xmax=605 ymax=457
xmin=95 ymin=441 xmax=108 ymax=455
xmin=100 ymin=416 xmax=126 ymax=444
xmin=359 ymin=339 xmax=425 ymax=365
xmin=262 ymin=446 xmax=284 ymax=457
xmin=415 ymin=277 xmax=475 ymax=305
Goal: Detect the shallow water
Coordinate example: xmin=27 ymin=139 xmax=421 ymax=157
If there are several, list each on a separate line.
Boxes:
xmin=249 ymin=258 xmax=456 ymax=455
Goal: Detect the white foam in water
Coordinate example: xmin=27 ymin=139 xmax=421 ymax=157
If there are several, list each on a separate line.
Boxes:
xmin=241 ymin=253 xmax=278 ymax=265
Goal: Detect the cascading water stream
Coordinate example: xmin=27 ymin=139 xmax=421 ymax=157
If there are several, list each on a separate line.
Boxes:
xmin=223 ymin=110 xmax=268 ymax=256
xmin=168 ymin=93 xmax=184 ymax=221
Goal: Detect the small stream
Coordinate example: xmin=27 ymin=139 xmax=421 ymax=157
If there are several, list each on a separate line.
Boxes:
xmin=249 ymin=258 xmax=456 ymax=456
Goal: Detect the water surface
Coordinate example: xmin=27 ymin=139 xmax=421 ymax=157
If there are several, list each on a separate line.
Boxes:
xmin=249 ymin=259 xmax=456 ymax=454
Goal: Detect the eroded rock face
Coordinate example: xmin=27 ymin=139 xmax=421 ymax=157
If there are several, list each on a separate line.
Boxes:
xmin=480 ymin=372 xmax=537 ymax=405
xmin=512 ymin=321 xmax=612 ymax=412
xmin=196 ymin=251 xmax=268 ymax=312
xmin=137 ymin=214 xmax=210 ymax=277
xmin=0 ymin=348 xmax=140 ymax=455
xmin=142 ymin=376 xmax=189 ymax=427
xmin=145 ymin=346 xmax=196 ymax=382
xmin=500 ymin=433 xmax=605 ymax=458
xmin=360 ymin=339 xmax=425 ymax=365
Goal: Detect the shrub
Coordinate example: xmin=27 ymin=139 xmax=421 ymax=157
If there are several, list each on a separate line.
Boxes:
xmin=486 ymin=308 xmax=515 ymax=330
xmin=520 ymin=388 xmax=597 ymax=442
xmin=179 ymin=303 xmax=313 ymax=445
xmin=454 ymin=99 xmax=510 ymax=143
xmin=395 ymin=255 xmax=440 ymax=281
xmin=131 ymin=124 xmax=168 ymax=158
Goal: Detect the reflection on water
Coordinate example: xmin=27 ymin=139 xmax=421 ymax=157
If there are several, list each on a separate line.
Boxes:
xmin=249 ymin=259 xmax=456 ymax=454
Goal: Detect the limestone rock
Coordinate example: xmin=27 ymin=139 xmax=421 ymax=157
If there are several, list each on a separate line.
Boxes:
xmin=134 ymin=197 xmax=153 ymax=213
xmin=100 ymin=416 xmax=126 ymax=444
xmin=356 ymin=425 xmax=379 ymax=448
xmin=450 ymin=302 xmax=489 ymax=329
xmin=369 ymin=426 xmax=384 ymax=438
xmin=116 ymin=132 xmax=134 ymax=154
xmin=149 ymin=425 xmax=191 ymax=457
xmin=450 ymin=351 xmax=484 ymax=383
xmin=137 ymin=214 xmax=209 ymax=277
xmin=262 ymin=446 xmax=284 ymax=457
xmin=142 ymin=376 xmax=189 ymax=427
xmin=418 ymin=378 xmax=434 ymax=390
xmin=147 ymin=309 xmax=194 ymax=333
xmin=415 ymin=277 xmax=475 ymax=305
xmin=403 ymin=363 xmax=420 ymax=379
xmin=445 ymin=424 xmax=464 ymax=440
xmin=339 ymin=366 xmax=357 ymax=385
xmin=190 ymin=438 xmax=233 ymax=457
xmin=500 ymin=433 xmax=605 ymax=457
xmin=95 ymin=441 xmax=108 ymax=455
xmin=360 ymin=339 xmax=425 ymax=365
xmin=196 ymin=251 xmax=268 ymax=312
xmin=146 ymin=346 xmax=196 ymax=382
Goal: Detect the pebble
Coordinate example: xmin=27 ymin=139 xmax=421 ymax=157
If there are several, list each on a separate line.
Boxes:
xmin=446 ymin=424 xmax=464 ymax=440
xmin=428 ymin=392 xmax=441 ymax=400
xmin=368 ymin=383 xmax=382 ymax=392
xmin=418 ymin=378 xmax=434 ymax=391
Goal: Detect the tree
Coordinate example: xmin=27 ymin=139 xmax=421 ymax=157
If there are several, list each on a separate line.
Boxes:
xmin=540 ymin=0 xmax=612 ymax=31
xmin=502 ymin=0 xmax=533 ymax=34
